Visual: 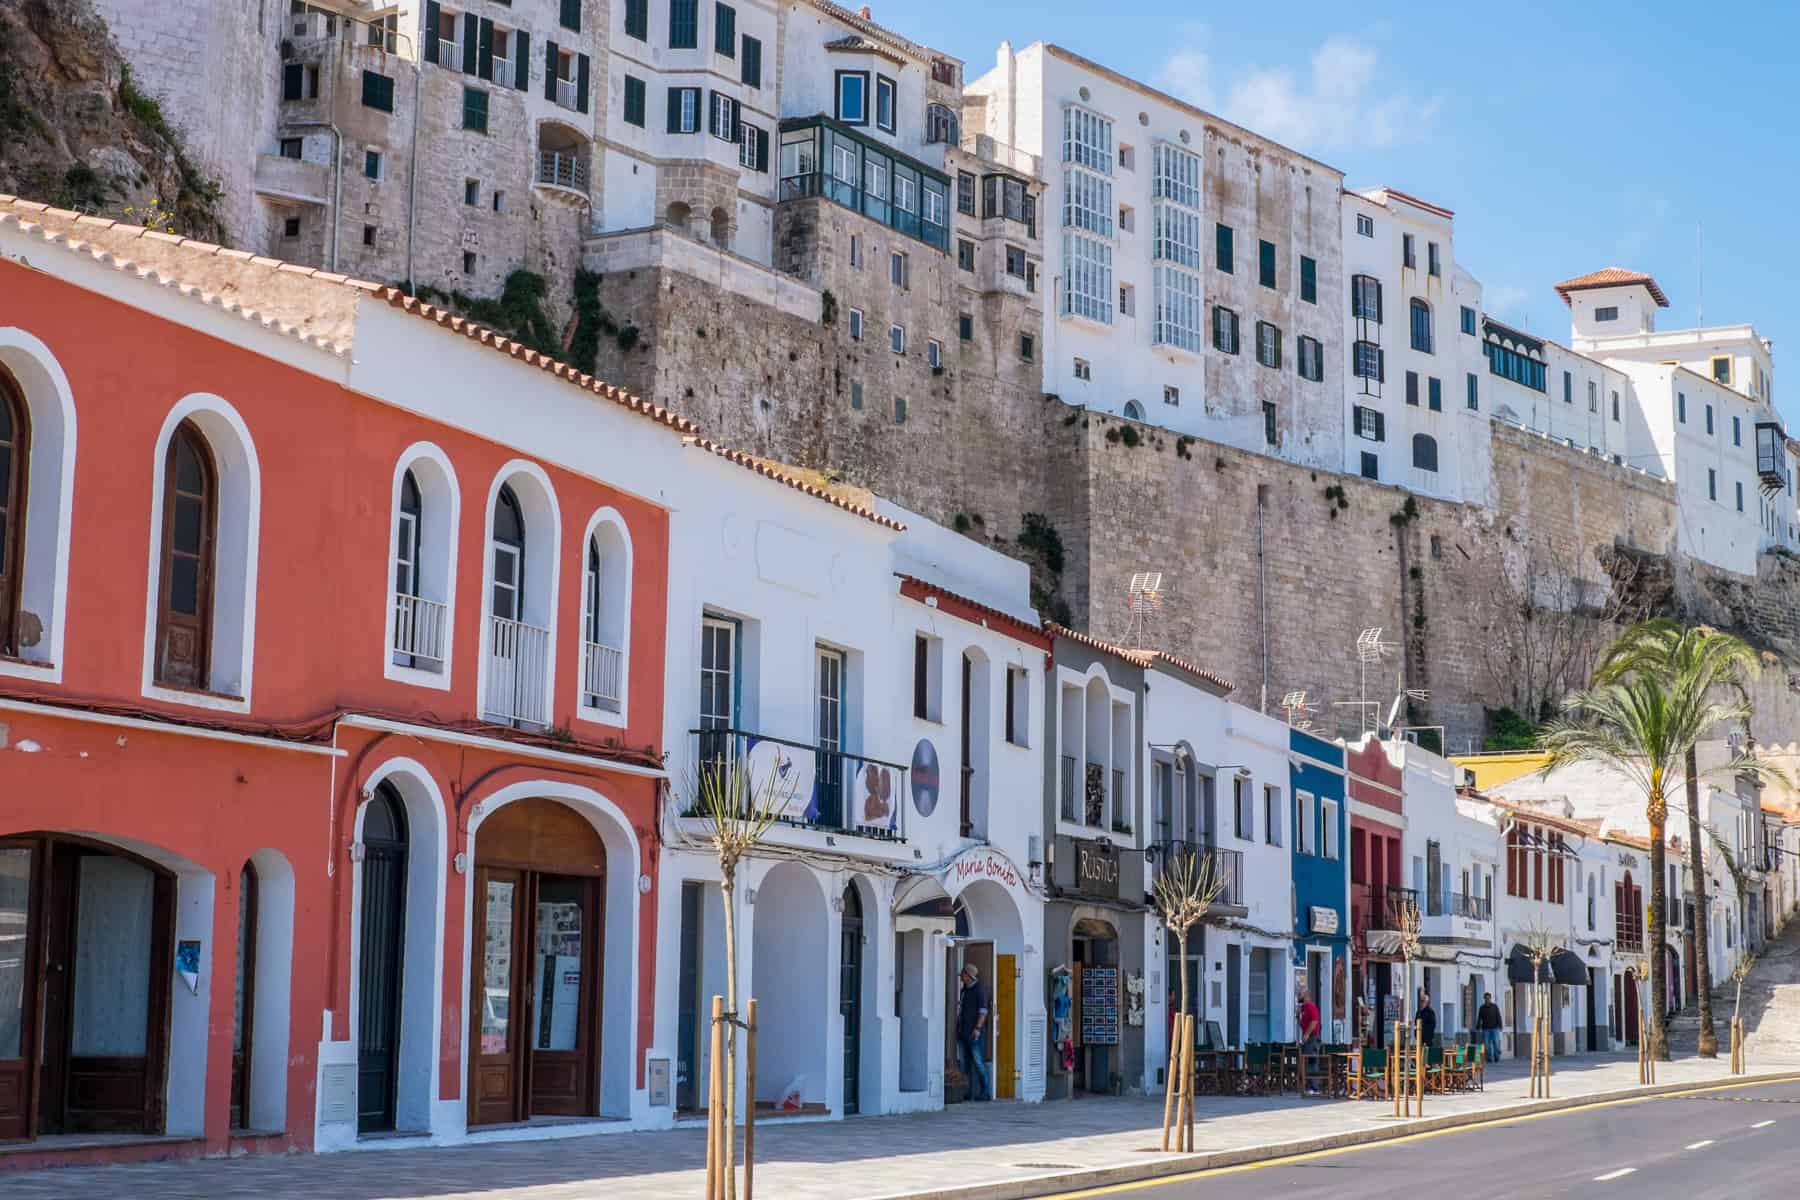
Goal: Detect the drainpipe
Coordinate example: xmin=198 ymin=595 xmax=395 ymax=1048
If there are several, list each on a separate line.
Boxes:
xmin=1257 ymin=483 xmax=1271 ymax=715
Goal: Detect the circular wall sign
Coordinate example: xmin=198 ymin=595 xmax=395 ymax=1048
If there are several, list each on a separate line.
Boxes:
xmin=910 ymin=738 xmax=940 ymax=818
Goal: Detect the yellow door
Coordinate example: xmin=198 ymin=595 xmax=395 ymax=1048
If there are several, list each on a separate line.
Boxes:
xmin=996 ymin=953 xmax=1017 ymax=1099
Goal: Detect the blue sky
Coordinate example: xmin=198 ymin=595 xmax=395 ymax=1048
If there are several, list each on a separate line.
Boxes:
xmin=893 ymin=0 xmax=1800 ymax=425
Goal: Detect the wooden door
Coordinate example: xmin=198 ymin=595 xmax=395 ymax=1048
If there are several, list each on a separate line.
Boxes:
xmin=527 ymin=874 xmax=599 ymax=1117
xmin=0 ymin=840 xmax=40 ymax=1141
xmin=0 ymin=372 xmax=27 ymax=656
xmin=155 ymin=422 xmax=216 ymax=690
xmin=839 ymin=885 xmax=863 ymax=1115
xmin=995 ymin=953 xmax=1016 ymax=1100
xmin=356 ymin=788 xmax=408 ymax=1134
xmin=469 ymin=866 xmax=527 ymax=1127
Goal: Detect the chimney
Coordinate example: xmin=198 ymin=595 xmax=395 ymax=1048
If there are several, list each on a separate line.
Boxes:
xmin=859 ymin=6 xmax=872 ymax=18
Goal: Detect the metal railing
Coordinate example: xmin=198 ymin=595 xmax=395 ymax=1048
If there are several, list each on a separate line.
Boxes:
xmin=492 ymin=57 xmax=515 ymax=88
xmin=537 ymin=150 xmax=587 ymax=193
xmin=391 ymin=592 xmax=448 ymax=670
xmin=484 ymin=615 xmax=551 ymax=729
xmin=959 ymin=765 xmax=976 ymax=837
xmin=555 ymin=75 xmax=577 ymax=110
xmin=1381 ymin=886 xmax=1420 ymax=928
xmin=1059 ymin=754 xmax=1077 ymax=822
xmin=1111 ymin=768 xmax=1128 ymax=833
xmin=686 ymin=728 xmax=909 ymax=840
xmin=1451 ymin=891 xmax=1492 ymax=921
xmin=439 ymin=39 xmax=461 ymax=67
xmin=1156 ymin=841 xmax=1243 ymax=907
xmin=581 ymin=640 xmax=624 ymax=712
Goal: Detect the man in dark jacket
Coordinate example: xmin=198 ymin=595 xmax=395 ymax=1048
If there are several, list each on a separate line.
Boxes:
xmin=1416 ymin=990 xmax=1438 ymax=1049
xmin=957 ymin=964 xmax=991 ymax=1100
xmin=1478 ymin=992 xmax=1503 ymax=1062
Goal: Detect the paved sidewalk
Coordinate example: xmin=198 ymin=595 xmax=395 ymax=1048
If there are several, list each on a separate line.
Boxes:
xmin=5 ymin=1052 xmax=1796 ymax=1199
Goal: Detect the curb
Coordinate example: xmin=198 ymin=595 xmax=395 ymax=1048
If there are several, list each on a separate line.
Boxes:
xmin=868 ymin=1069 xmax=1800 ymax=1200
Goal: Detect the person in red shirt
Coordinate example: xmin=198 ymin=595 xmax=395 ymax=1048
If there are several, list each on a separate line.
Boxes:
xmin=1297 ymin=987 xmax=1322 ymax=1050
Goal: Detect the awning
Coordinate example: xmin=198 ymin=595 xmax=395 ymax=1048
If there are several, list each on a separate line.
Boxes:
xmin=1506 ymin=944 xmax=1589 ymax=986
xmin=1365 ymin=930 xmax=1404 ymax=958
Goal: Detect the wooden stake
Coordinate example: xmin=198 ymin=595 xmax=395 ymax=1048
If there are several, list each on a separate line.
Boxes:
xmin=711 ymin=996 xmax=727 ymax=1200
xmin=1414 ymin=1019 xmax=1424 ymax=1115
xmin=1161 ymin=1013 xmax=1179 ymax=1152
xmin=745 ymin=998 xmax=757 ymax=1200
xmin=706 ymin=996 xmax=723 ymax=1200
xmin=1185 ymin=1015 xmax=1197 ymax=1152
xmin=1172 ymin=1015 xmax=1191 ymax=1152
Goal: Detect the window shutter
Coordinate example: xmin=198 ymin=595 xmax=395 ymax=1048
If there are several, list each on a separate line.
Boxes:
xmin=514 ymin=31 xmax=529 ymax=92
xmin=1377 ymin=348 xmax=1386 ymax=383
xmin=1374 ymin=411 xmax=1386 ymax=442
xmin=545 ymin=41 xmax=558 ymax=101
xmin=576 ymin=52 xmax=590 ymax=113
xmin=729 ymin=96 xmax=740 ymax=141
xmin=283 ymin=62 xmax=304 ymax=100
xmin=462 ymin=20 xmax=478 ymax=75
xmin=1375 ymin=279 xmax=1384 ymax=324
xmin=477 ymin=17 xmax=494 ymax=81
xmin=424 ymin=0 xmax=440 ymax=63
xmin=561 ymin=0 xmax=581 ymax=32
xmin=667 ymin=87 xmax=682 ymax=133
xmin=756 ymin=126 xmax=769 ymax=171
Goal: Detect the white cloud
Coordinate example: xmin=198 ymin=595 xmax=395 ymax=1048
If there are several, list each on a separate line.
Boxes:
xmin=1155 ymin=35 xmax=1436 ymax=156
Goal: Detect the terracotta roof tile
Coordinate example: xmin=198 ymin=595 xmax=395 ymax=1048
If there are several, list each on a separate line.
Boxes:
xmin=897 ymin=575 xmax=1048 ymax=648
xmin=687 ymin=438 xmax=904 ymax=530
xmin=1553 ymin=267 xmax=1670 ymax=308
xmin=1044 ymin=623 xmax=1232 ymax=692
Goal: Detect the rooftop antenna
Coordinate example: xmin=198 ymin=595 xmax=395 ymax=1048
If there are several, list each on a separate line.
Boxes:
xmin=1123 ymin=571 xmax=1163 ymax=646
xmin=1279 ymin=689 xmax=1319 ymax=731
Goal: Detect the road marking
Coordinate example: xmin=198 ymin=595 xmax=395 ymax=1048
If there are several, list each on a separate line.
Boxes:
xmin=1684 ymin=1139 xmax=1714 ymax=1149
xmin=1595 ymin=1168 xmax=1637 ymax=1181
xmin=1753 ymin=1119 xmax=1776 ymax=1128
xmin=1029 ymin=1073 xmax=1800 ymax=1199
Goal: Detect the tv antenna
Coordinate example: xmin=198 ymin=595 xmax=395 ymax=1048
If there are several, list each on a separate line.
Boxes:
xmin=1279 ymin=689 xmax=1318 ymax=730
xmin=1123 ymin=571 xmax=1163 ymax=645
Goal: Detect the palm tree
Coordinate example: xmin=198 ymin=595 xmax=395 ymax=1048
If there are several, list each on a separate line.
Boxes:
xmin=1540 ymin=621 xmax=1765 ymax=1062
xmin=1589 ymin=621 xmax=1764 ymax=1058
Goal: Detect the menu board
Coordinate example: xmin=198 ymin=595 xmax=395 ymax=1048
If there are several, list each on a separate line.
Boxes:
xmin=1080 ymin=965 xmax=1120 ymax=1046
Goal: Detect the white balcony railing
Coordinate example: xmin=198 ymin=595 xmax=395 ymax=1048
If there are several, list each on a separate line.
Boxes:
xmin=582 ymin=640 xmax=624 ymax=712
xmin=439 ymin=39 xmax=461 ymax=68
xmin=391 ymin=592 xmax=448 ymax=671
xmin=492 ymin=57 xmax=515 ymax=88
xmin=555 ymin=75 xmax=577 ymax=110
xmin=537 ymin=150 xmax=587 ymax=193
xmin=484 ymin=615 xmax=551 ymax=728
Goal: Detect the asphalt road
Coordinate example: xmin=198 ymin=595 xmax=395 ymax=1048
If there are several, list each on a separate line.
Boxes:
xmin=1048 ymin=1078 xmax=1800 ymax=1199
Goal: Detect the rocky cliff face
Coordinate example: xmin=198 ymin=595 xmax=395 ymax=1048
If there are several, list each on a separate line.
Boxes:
xmin=0 ymin=0 xmax=222 ymax=240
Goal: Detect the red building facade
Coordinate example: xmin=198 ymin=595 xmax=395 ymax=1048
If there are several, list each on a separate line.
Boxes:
xmin=1345 ymin=738 xmax=1404 ymax=1043
xmin=0 ymin=200 xmax=679 ymax=1166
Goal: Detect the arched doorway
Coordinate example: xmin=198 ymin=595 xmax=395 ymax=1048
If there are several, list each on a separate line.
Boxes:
xmin=0 ymin=834 xmax=177 ymax=1140
xmin=468 ymin=798 xmax=606 ymax=1126
xmin=357 ymin=782 xmax=408 ymax=1134
xmin=1071 ymin=916 xmax=1119 ymax=1093
xmin=840 ymin=883 xmax=864 ymax=1114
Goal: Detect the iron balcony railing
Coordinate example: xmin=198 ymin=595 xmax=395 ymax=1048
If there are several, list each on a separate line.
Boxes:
xmin=492 ymin=57 xmax=515 ymax=88
xmin=1059 ymin=754 xmax=1077 ymax=822
xmin=687 ymin=728 xmax=909 ymax=841
xmin=484 ymin=614 xmax=551 ymax=729
xmin=391 ymin=592 xmax=448 ymax=671
xmin=1381 ymin=886 xmax=1420 ymax=928
xmin=1155 ymin=842 xmax=1243 ymax=908
xmin=581 ymin=640 xmax=624 ymax=713
xmin=438 ymin=38 xmax=461 ymax=67
xmin=538 ymin=150 xmax=587 ymax=193
xmin=555 ymin=76 xmax=577 ymax=110
xmin=1451 ymin=891 xmax=1492 ymax=921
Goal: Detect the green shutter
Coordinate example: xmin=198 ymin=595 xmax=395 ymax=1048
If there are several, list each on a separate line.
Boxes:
xmin=361 ymin=70 xmax=394 ymax=112
xmin=423 ymin=1 xmax=440 ymax=64
xmin=1216 ymin=224 xmax=1232 ymax=273
xmin=670 ymin=0 xmax=697 ymax=48
xmin=576 ymin=52 xmax=590 ymax=113
xmin=461 ymin=20 xmax=477 ymax=74
xmin=624 ymin=76 xmax=644 ymax=127
xmin=561 ymin=0 xmax=581 ymax=32
xmin=476 ymin=17 xmax=494 ymax=81
xmin=743 ymin=36 xmax=761 ymax=87
xmin=667 ymin=87 xmax=682 ymax=133
xmin=715 ymin=3 xmax=735 ymax=57
xmin=514 ymin=31 xmax=529 ymax=92
xmin=625 ymin=0 xmax=647 ymax=39
xmin=545 ymin=41 xmax=558 ymax=101
xmin=463 ymin=86 xmax=488 ymax=133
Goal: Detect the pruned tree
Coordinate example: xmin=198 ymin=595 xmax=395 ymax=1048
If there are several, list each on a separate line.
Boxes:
xmin=675 ymin=748 xmax=800 ymax=1199
xmin=1152 ymin=848 xmax=1226 ymax=1151
xmin=1519 ymin=918 xmax=1565 ymax=1097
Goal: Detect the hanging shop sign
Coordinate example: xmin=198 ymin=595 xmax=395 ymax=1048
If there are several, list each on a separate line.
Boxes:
xmin=944 ymin=847 xmax=1024 ymax=900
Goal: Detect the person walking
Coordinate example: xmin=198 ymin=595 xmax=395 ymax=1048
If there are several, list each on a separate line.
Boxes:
xmin=957 ymin=964 xmax=992 ymax=1101
xmin=1416 ymin=990 xmax=1438 ymax=1049
xmin=1296 ymin=987 xmax=1322 ymax=1050
xmin=1478 ymin=991 xmax=1503 ymax=1062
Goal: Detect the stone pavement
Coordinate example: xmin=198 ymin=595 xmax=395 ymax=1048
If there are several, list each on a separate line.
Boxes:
xmin=1668 ymin=918 xmax=1800 ymax=1061
xmin=6 ymin=1051 xmax=1797 ymax=1200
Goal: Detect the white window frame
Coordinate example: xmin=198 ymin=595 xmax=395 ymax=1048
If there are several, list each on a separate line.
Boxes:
xmin=573 ymin=507 xmax=633 ymax=727
xmin=383 ymin=443 xmax=461 ymax=692
xmin=927 ymin=339 xmax=942 ymax=369
xmin=848 ymin=307 xmax=864 ymax=340
xmin=1356 ymin=213 xmax=1374 ymax=237
xmin=1062 ymin=231 xmax=1113 ymax=324
xmin=1153 ymin=265 xmax=1203 ymax=353
xmin=1322 ymin=796 xmax=1340 ymax=860
xmin=1295 ymin=790 xmax=1315 ymax=855
xmin=889 ymin=324 xmax=906 ymax=354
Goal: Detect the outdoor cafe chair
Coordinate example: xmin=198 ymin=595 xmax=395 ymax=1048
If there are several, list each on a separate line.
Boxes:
xmin=1346 ymin=1046 xmax=1387 ymax=1100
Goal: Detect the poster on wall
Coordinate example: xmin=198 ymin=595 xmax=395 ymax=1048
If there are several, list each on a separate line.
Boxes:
xmin=857 ymin=762 xmax=897 ymax=830
xmin=910 ymin=739 xmax=940 ymax=818
xmin=747 ymin=736 xmax=814 ymax=822
xmin=1080 ymin=965 xmax=1120 ymax=1046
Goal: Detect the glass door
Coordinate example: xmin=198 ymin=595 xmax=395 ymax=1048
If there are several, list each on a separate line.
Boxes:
xmin=698 ymin=616 xmax=738 ymax=780
xmin=529 ymin=876 xmax=597 ymax=1116
xmin=0 ymin=843 xmax=36 ymax=1141
xmin=469 ymin=868 xmax=525 ymax=1128
xmin=816 ymin=646 xmax=845 ymax=828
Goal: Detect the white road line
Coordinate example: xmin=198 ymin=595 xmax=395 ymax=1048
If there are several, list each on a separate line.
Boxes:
xmin=1752 ymin=1119 xmax=1776 ymax=1129
xmin=1685 ymin=1140 xmax=1715 ymax=1150
xmin=1595 ymin=1168 xmax=1637 ymax=1182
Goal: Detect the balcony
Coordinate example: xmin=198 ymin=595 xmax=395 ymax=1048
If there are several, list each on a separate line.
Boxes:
xmin=253 ymin=153 xmax=329 ymax=205
xmin=1451 ymin=891 xmax=1492 ymax=921
xmin=291 ymin=8 xmax=336 ymax=40
xmin=391 ymin=592 xmax=448 ymax=671
xmin=1756 ymin=422 xmax=1789 ymax=494
xmin=492 ymin=57 xmax=515 ymax=89
xmin=438 ymin=39 xmax=461 ymax=67
xmin=580 ymin=640 xmax=623 ymax=713
xmin=778 ymin=116 xmax=951 ymax=253
xmin=555 ymin=75 xmax=577 ymax=110
xmin=1059 ymin=754 xmax=1077 ymax=822
xmin=686 ymin=728 xmax=909 ymax=841
xmin=483 ymin=615 xmax=550 ymax=729
xmin=537 ymin=150 xmax=588 ymax=195
xmin=1155 ymin=842 xmax=1244 ymax=911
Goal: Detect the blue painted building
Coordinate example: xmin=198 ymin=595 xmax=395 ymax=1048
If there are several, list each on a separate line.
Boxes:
xmin=1289 ymin=728 xmax=1350 ymax=1041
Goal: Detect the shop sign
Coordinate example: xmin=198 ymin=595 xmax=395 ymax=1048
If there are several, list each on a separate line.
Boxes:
xmin=1075 ymin=838 xmax=1121 ymax=899
xmin=1308 ymin=906 xmax=1340 ymax=935
xmin=945 ymin=849 xmax=1023 ymax=895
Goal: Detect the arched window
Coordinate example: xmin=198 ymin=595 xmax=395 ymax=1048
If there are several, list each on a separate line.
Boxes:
xmin=491 ymin=484 xmax=524 ymax=622
xmin=1412 ymin=433 xmax=1439 ymax=474
xmin=396 ymin=470 xmax=421 ymax=599
xmin=0 ymin=371 xmax=26 ymax=655
xmin=926 ymin=102 xmax=959 ymax=145
xmin=1409 ymin=298 xmax=1434 ymax=353
xmin=1122 ymin=400 xmax=1144 ymax=422
xmin=386 ymin=447 xmax=458 ymax=684
xmin=156 ymin=420 xmax=217 ymax=689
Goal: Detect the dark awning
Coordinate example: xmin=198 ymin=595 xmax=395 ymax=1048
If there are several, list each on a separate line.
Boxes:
xmin=1506 ymin=944 xmax=1589 ymax=986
